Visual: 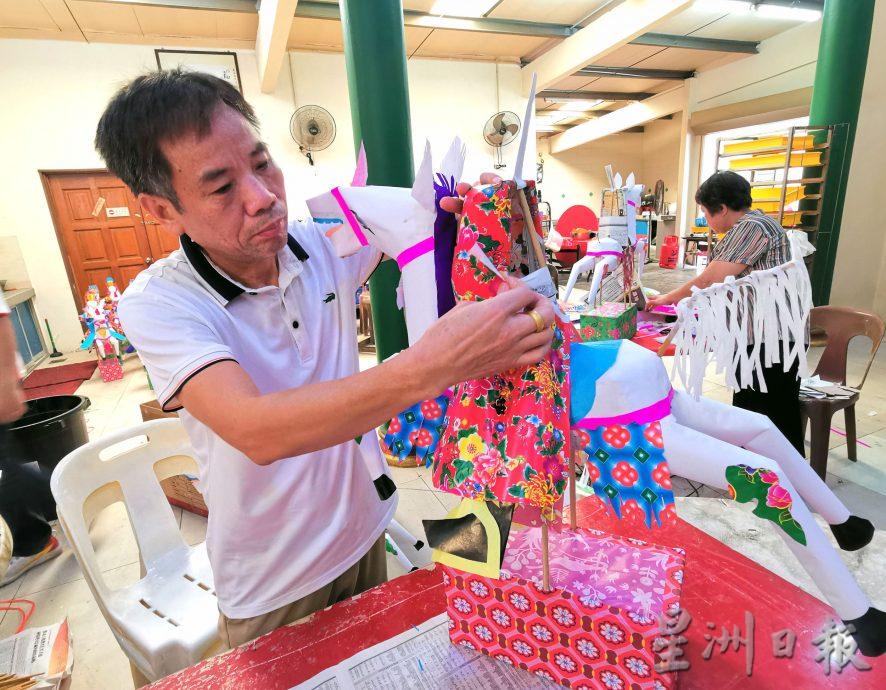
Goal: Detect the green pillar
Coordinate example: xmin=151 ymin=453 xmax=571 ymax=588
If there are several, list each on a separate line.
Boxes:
xmin=340 ymin=0 xmax=412 ymax=361
xmin=807 ymin=0 xmax=875 ymax=304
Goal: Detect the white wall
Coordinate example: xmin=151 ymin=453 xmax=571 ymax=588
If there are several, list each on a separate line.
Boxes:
xmin=538 ymin=117 xmax=680 ymax=223
xmin=0 ymin=38 xmax=532 ymax=350
xmin=641 ymin=117 xmax=681 ymax=212
xmin=538 ymin=133 xmax=644 ymax=221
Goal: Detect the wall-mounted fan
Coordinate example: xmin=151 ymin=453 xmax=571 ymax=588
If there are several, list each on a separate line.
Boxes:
xmin=290 ymin=105 xmax=336 ymax=166
xmin=483 ymin=111 xmax=520 ymax=169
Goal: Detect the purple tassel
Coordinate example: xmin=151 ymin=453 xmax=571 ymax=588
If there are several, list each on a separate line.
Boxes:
xmin=433 ymin=172 xmax=459 ymax=317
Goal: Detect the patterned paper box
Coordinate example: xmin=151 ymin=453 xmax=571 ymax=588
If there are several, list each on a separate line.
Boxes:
xmin=442 ymin=525 xmax=684 ymax=689
xmin=579 ymin=303 xmax=638 ymax=342
xmin=97 ymin=358 xmax=123 ymax=383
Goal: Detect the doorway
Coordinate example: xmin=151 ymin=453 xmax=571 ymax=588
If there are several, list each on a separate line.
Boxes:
xmin=41 ymin=170 xmax=179 ymax=305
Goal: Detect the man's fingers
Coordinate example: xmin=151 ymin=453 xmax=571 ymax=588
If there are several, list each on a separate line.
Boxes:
xmin=478 ymin=173 xmax=503 ymax=186
xmin=455 ymin=181 xmax=473 ymax=196
xmin=491 ymin=284 xmax=545 ymax=313
xmin=439 ymin=196 xmax=463 ymax=214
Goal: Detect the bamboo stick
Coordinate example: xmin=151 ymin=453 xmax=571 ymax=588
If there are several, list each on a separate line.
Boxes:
xmin=517 ymin=188 xmax=547 ymax=268
xmin=569 ymin=449 xmax=578 ymax=530
xmin=541 ymin=519 xmax=550 ymax=590
xmin=656 ymin=326 xmax=678 ymax=357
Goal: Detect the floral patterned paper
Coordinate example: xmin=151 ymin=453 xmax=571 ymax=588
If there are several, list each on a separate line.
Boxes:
xmin=577 ymin=422 xmax=677 ymax=528
xmin=433 ymin=181 xmax=571 ymax=518
xmin=579 ymin=303 xmax=638 ymax=342
xmin=726 ymin=464 xmax=806 ymax=545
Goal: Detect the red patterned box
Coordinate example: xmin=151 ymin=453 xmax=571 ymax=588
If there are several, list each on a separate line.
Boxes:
xmin=97 ymin=358 xmax=123 ymax=382
xmin=441 ymin=525 xmax=684 ymax=689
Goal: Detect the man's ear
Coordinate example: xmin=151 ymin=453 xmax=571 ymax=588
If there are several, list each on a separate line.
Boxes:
xmin=138 ymin=193 xmax=185 ymax=236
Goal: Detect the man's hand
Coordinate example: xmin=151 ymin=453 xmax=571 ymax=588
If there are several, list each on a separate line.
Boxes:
xmin=439 ymin=172 xmax=505 ymax=217
xmin=414 ymin=276 xmax=555 ymax=387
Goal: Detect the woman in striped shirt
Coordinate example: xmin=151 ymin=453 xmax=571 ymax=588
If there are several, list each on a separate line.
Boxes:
xmin=646 ymin=171 xmax=803 ymax=454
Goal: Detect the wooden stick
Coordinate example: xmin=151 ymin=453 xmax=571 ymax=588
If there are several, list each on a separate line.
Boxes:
xmin=541 ymin=519 xmax=550 ymax=590
xmin=656 ymin=326 xmax=678 ymax=357
xmin=569 ymin=449 xmax=578 ymax=530
xmin=517 ymin=189 xmax=547 ymax=268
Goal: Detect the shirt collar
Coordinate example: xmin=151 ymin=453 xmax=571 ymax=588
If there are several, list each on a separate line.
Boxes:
xmin=181 ymin=233 xmax=310 ymax=306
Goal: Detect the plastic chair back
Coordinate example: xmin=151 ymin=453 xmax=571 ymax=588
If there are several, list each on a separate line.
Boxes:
xmin=810 ymin=306 xmax=885 ymax=388
xmin=50 ymin=419 xmax=221 ymax=681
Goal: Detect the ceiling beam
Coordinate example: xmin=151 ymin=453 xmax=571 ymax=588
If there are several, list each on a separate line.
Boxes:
xmin=294 ymin=1 xmax=574 ymax=37
xmin=549 ymin=84 xmax=686 ymax=153
xmin=631 ymin=33 xmax=758 ymax=53
xmin=256 ymin=0 xmax=297 ymax=93
xmin=576 ymin=65 xmax=695 ymax=80
xmin=523 ymin=0 xmax=693 ymax=95
xmin=87 ymin=0 xmax=256 ymax=11
xmin=539 ymin=89 xmax=655 ymax=102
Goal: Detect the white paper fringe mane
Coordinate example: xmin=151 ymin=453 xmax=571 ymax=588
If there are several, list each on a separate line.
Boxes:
xmin=669 ymin=252 xmax=813 ymax=398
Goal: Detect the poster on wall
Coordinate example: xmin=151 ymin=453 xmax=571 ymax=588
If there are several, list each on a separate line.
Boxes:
xmin=155 ymin=49 xmax=242 ymax=93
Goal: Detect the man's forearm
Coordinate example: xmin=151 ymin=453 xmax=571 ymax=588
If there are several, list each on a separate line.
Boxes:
xmin=0 ymin=316 xmax=26 ymax=424
xmin=182 ymin=345 xmax=444 ymax=465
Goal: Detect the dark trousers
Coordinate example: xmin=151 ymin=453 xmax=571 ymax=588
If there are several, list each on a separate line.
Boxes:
xmin=733 ymin=346 xmax=805 ymax=457
xmin=0 ymin=425 xmax=53 ymax=557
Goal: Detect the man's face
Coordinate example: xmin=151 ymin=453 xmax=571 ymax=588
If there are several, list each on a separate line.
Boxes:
xmin=140 ymin=105 xmax=288 ymax=270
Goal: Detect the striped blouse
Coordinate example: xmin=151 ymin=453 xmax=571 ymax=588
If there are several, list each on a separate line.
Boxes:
xmin=713 ymin=209 xmax=790 ymax=275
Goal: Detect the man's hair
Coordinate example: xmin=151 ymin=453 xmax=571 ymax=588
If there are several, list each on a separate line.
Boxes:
xmin=695 ymin=170 xmax=753 ymax=213
xmin=95 ymin=69 xmax=259 ymax=211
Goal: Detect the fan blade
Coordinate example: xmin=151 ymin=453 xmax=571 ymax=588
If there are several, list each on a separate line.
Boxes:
xmin=487 ymin=134 xmax=504 ymax=146
xmin=491 ymin=113 xmax=506 ymax=131
xmin=505 ymin=122 xmax=519 ymax=135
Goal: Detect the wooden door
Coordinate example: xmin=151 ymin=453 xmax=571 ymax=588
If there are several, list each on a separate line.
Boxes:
xmin=43 ymin=171 xmax=177 ymax=304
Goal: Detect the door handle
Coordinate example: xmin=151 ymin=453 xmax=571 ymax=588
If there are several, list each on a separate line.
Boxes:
xmin=145 ymin=257 xmax=154 ymax=265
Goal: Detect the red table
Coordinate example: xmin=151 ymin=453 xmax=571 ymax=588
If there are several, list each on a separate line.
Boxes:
xmin=147 ymin=499 xmax=882 ymax=689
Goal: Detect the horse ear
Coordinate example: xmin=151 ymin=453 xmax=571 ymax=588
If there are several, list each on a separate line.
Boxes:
xmin=626 ymin=172 xmax=635 ymax=188
xmin=614 ymin=172 xmax=623 ymax=189
xmin=411 ymin=139 xmax=435 ymax=212
xmin=441 ymin=136 xmax=466 ymax=183
xmin=351 ymin=142 xmax=368 ymax=187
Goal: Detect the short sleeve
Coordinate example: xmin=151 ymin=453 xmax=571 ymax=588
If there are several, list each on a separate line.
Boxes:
xmin=344 ymin=244 xmax=383 ymax=289
xmin=714 ymin=221 xmax=768 ymax=267
xmin=118 ymin=286 xmax=236 ymax=411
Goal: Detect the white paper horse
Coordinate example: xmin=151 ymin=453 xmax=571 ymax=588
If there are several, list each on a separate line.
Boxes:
xmin=563 ymin=173 xmax=647 ymax=305
xmin=307 ymin=139 xmax=465 ymax=346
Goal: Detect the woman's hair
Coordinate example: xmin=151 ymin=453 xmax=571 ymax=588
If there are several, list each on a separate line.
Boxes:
xmin=695 ymin=170 xmax=753 ymax=212
xmin=95 ymin=69 xmax=259 ymax=211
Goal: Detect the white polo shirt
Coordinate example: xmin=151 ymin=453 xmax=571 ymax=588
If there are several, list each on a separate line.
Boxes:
xmin=118 ymin=220 xmax=396 ymax=619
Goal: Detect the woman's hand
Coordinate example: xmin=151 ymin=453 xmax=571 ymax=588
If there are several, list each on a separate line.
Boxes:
xmin=645 ymin=292 xmax=675 ymax=310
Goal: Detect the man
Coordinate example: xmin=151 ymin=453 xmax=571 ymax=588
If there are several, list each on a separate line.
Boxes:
xmin=646 ymin=171 xmax=803 ymax=453
xmin=96 ymin=70 xmax=554 ymax=648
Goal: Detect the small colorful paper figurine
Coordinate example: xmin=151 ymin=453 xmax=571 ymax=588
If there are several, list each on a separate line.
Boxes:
xmin=79 ymin=278 xmax=128 ymax=381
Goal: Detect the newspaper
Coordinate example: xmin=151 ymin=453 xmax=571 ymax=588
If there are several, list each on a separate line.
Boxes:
xmin=291 ymin=614 xmax=556 ymax=690
xmin=0 ymin=619 xmax=73 ymax=688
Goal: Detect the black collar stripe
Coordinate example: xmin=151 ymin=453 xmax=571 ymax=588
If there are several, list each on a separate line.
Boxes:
xmin=180 ymin=233 xmax=310 ymax=303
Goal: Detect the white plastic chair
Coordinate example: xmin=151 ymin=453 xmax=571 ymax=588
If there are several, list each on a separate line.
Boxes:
xmin=50 ymin=418 xmax=222 ymax=684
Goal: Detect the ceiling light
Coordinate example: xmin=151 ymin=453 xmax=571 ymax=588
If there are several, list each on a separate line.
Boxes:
xmin=430 ymin=0 xmax=498 ymax=18
xmin=698 ymin=0 xmax=821 ymax=21
xmin=558 ymin=99 xmax=604 ymax=111
xmin=755 ymin=4 xmax=821 ymax=21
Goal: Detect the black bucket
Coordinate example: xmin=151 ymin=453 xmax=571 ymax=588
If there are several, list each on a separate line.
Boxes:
xmin=6 ymin=395 xmax=90 ymax=519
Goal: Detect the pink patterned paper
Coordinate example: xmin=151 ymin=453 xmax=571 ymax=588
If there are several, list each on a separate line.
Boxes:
xmin=501 ymin=526 xmax=680 ymax=615
xmin=442 ymin=528 xmax=685 ymax=689
xmin=589 ymin=302 xmax=632 ymax=317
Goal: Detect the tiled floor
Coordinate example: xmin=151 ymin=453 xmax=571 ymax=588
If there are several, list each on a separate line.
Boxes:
xmin=6 ymin=300 xmax=885 ymax=687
